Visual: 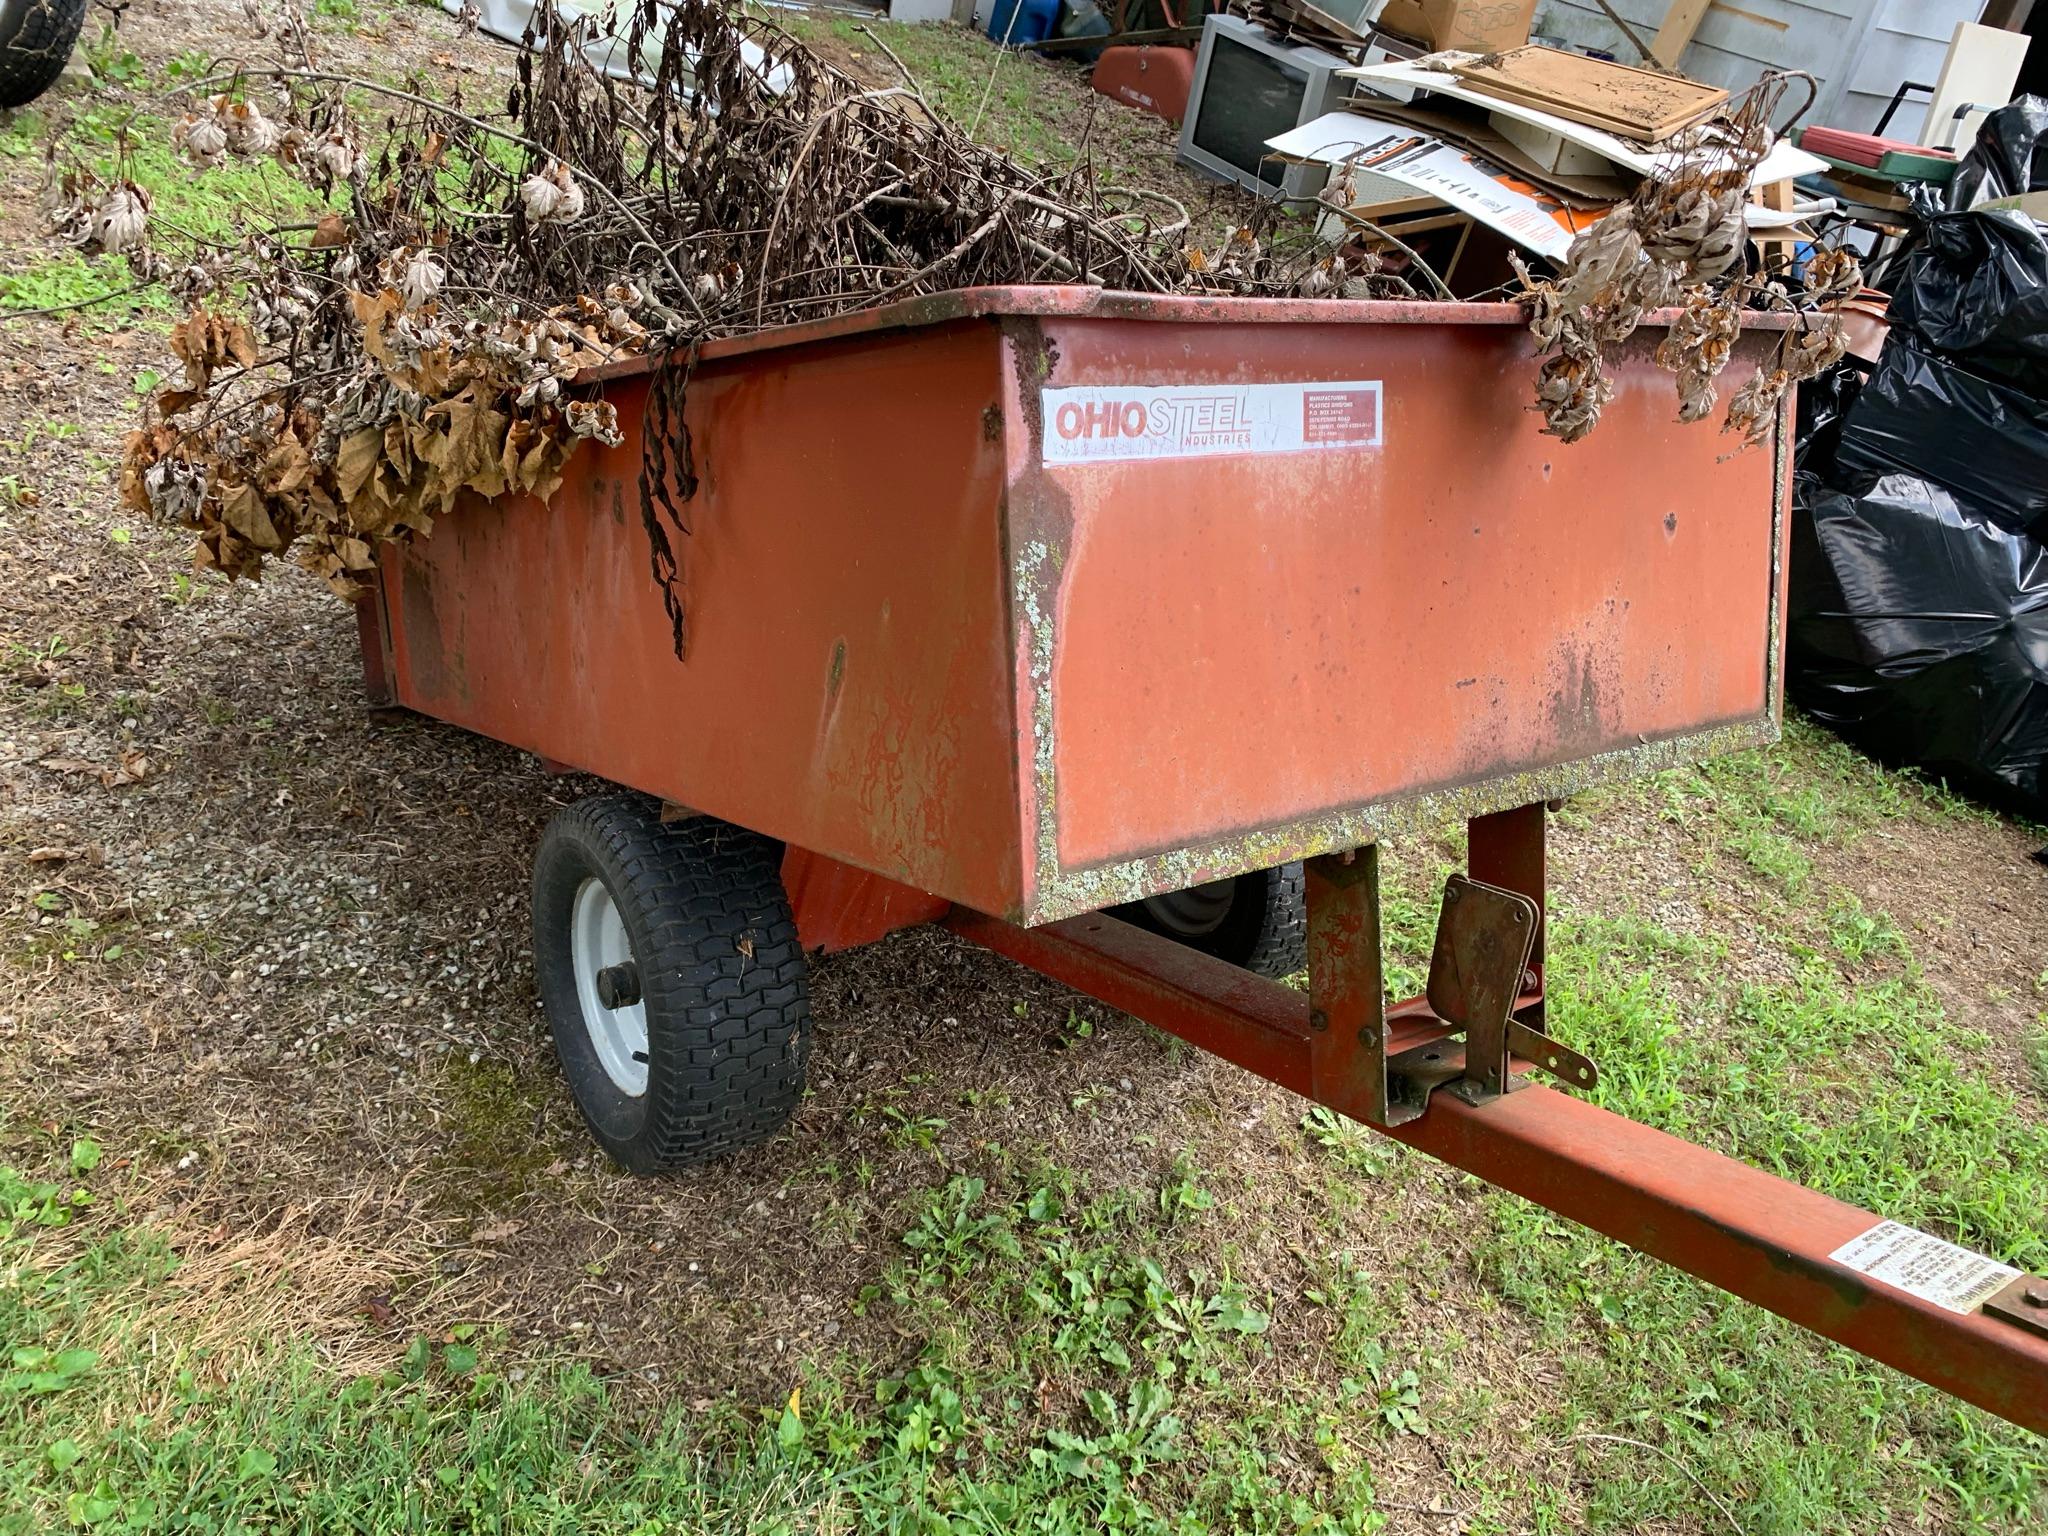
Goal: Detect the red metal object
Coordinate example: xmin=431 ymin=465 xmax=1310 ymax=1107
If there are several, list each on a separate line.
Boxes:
xmin=782 ymin=848 xmax=950 ymax=954
xmin=350 ymin=287 xmax=2048 ymax=1434
xmin=944 ymin=898 xmax=2048 ymax=1436
xmin=1800 ymin=126 xmax=1955 ymax=168
xmin=1092 ymin=45 xmax=1196 ymax=123
xmin=365 ymin=287 xmax=1791 ymax=928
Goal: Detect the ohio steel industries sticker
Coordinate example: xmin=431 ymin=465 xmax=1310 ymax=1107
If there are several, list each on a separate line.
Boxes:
xmin=1040 ymin=380 xmax=1383 ymax=466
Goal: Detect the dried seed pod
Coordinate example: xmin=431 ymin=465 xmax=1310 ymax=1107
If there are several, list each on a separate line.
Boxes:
xmin=519 ymin=161 xmax=586 ymax=225
xmin=170 ymin=263 xmax=217 ymax=304
xmin=177 ymin=114 xmax=229 ymax=167
xmin=90 ymin=182 xmax=152 ymax=255
xmin=225 ymin=101 xmax=281 ymax=158
xmin=311 ymin=127 xmax=359 ymax=190
xmin=1657 ymin=291 xmax=1743 ymax=424
xmin=565 ymin=399 xmax=622 ymax=444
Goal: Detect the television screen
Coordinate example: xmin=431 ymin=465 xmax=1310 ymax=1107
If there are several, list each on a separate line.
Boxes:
xmin=1189 ymin=34 xmax=1311 ymax=189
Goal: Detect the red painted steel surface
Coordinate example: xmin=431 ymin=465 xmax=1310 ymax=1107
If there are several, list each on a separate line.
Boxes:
xmin=1006 ymin=317 xmax=1782 ymax=872
xmin=378 ymin=320 xmax=1026 ymax=916
xmin=781 ymin=847 xmax=951 ymax=954
xmin=946 ymin=906 xmax=2048 ymax=1436
xmin=372 ymin=289 xmax=1788 ymax=924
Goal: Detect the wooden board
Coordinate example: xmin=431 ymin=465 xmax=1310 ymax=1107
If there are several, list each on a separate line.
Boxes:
xmin=1923 ymin=21 xmax=2031 ymax=151
xmin=1450 ymin=45 xmax=1728 ymax=143
xmin=1650 ymin=0 xmax=1711 ymax=70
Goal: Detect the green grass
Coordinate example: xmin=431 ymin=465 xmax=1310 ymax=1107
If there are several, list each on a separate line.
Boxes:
xmin=780 ymin=17 xmax=1067 ymax=169
xmin=2 ymin=93 xmax=322 ymax=324
xmin=0 ymin=1149 xmax=1401 ymax=1535
xmin=774 ymin=16 xmax=1167 ymax=191
xmin=1448 ymin=727 xmax=2048 ymax=1533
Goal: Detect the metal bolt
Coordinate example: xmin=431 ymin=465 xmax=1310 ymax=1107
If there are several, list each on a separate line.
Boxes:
xmin=1444 ymin=885 xmax=1460 ymax=904
xmin=2023 ymin=1283 xmax=2048 ymax=1308
xmin=1309 ymin=1008 xmax=1329 ymax=1033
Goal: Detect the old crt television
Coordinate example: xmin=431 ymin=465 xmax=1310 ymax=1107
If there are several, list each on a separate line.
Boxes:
xmin=1177 ymin=14 xmax=1352 ymax=201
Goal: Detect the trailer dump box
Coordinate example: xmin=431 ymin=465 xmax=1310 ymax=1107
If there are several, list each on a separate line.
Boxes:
xmin=364 ymin=289 xmax=1784 ymax=924
xmin=356 ymin=289 xmax=2047 ymax=1437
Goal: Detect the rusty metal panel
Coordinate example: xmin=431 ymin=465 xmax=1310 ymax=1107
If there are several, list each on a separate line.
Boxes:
xmin=374 ymin=290 xmax=1789 ymax=925
xmin=781 ymin=847 xmax=951 ymax=954
xmin=1000 ymin=312 xmax=1787 ymax=921
xmin=378 ymin=320 xmax=1026 ymax=916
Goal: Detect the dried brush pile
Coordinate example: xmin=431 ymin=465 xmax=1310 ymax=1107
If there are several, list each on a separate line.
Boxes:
xmin=107 ymin=0 xmax=1383 ymax=612
xmin=1512 ymin=71 xmax=1858 ymax=444
xmin=94 ymin=5 xmax=1856 ymax=611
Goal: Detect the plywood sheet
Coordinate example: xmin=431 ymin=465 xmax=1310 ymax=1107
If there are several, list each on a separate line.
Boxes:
xmin=1450 ymin=45 xmax=1729 ymax=142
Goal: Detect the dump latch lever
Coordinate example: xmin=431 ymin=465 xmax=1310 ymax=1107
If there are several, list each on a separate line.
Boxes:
xmin=1408 ymin=874 xmax=1597 ymax=1109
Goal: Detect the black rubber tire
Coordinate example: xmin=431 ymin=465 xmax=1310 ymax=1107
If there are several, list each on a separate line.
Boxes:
xmin=1112 ymin=862 xmax=1307 ymax=980
xmin=531 ymin=795 xmax=810 ymax=1174
xmin=0 ymin=0 xmax=89 ymax=110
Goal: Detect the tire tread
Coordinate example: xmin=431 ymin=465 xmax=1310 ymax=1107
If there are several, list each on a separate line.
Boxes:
xmin=0 ymin=0 xmax=89 ymax=109
xmin=533 ymin=797 xmax=809 ymax=1173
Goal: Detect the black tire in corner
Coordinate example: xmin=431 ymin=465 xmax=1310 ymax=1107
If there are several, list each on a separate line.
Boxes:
xmin=0 ymin=0 xmax=90 ymax=110
xmin=531 ymin=795 xmax=810 ymax=1174
xmin=1111 ymin=862 xmax=1307 ymax=980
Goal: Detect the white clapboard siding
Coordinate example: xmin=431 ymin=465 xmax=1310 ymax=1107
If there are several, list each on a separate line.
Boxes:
xmin=1528 ymin=0 xmax=1985 ymax=138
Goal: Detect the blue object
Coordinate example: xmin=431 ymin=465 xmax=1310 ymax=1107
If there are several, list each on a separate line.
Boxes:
xmin=986 ymin=0 xmax=1058 ymax=47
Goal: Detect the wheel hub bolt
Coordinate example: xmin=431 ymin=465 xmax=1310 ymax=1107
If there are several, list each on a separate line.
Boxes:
xmin=595 ymin=961 xmax=642 ymax=1010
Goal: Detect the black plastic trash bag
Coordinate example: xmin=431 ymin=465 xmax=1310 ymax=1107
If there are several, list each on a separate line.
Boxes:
xmin=1792 ymin=356 xmax=1863 ymax=474
xmin=1831 ymin=335 xmax=2048 ymax=537
xmin=1789 ymin=473 xmax=2048 ymax=811
xmin=1787 ymin=194 xmax=2048 ymax=813
xmin=1947 ymin=95 xmax=2048 ymax=211
xmin=1883 ymin=208 xmax=2048 ymax=394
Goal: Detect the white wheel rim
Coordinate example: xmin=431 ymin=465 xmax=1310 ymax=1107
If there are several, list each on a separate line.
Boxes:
xmin=569 ymin=876 xmax=649 ymax=1096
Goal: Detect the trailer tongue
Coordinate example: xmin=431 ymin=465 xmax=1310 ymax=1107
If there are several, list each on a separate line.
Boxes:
xmin=355 ymin=287 xmax=2048 ymax=1436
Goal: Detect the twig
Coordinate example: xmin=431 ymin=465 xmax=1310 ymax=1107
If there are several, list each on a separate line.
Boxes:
xmin=169 ymin=66 xmax=703 ymax=321
xmin=1102 ymin=184 xmax=1189 ymax=242
xmin=1273 ymin=193 xmax=1454 ymax=301
xmin=0 ymin=278 xmax=164 ymax=321
xmin=754 ymin=86 xmax=913 ymax=325
xmin=871 ymin=191 xmax=1019 ymax=300
xmin=1590 ymin=0 xmax=1658 ymax=64
xmin=970 ymin=0 xmax=1027 ymax=139
xmin=854 ymin=24 xmax=937 ymax=122
xmin=1568 ymin=1433 xmax=1745 ymax=1536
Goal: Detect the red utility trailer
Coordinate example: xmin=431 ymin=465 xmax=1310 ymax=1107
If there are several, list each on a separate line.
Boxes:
xmin=354 ymin=287 xmax=2048 ymax=1436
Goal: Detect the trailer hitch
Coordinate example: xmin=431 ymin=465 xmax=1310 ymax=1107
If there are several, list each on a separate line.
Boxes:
xmin=945 ymin=800 xmax=2048 ymax=1435
xmin=1305 ymin=832 xmax=1597 ymax=1130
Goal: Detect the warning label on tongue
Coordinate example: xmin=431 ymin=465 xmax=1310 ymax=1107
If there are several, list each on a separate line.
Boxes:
xmin=1828 ymin=1221 xmax=2019 ymax=1314
xmin=1040 ymin=380 xmax=1383 ymax=465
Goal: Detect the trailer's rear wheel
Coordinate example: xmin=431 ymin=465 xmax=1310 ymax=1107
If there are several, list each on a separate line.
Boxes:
xmin=532 ymin=796 xmax=810 ymax=1173
xmin=1112 ymin=863 xmax=1307 ymax=979
xmin=0 ymin=0 xmax=89 ymax=109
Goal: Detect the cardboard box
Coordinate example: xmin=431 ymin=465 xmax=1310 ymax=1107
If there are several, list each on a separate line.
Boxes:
xmin=1374 ymin=0 xmax=1535 ymax=54
xmin=1982 ymin=191 xmax=2048 ymax=222
xmin=1489 ymin=109 xmax=1617 ymax=176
